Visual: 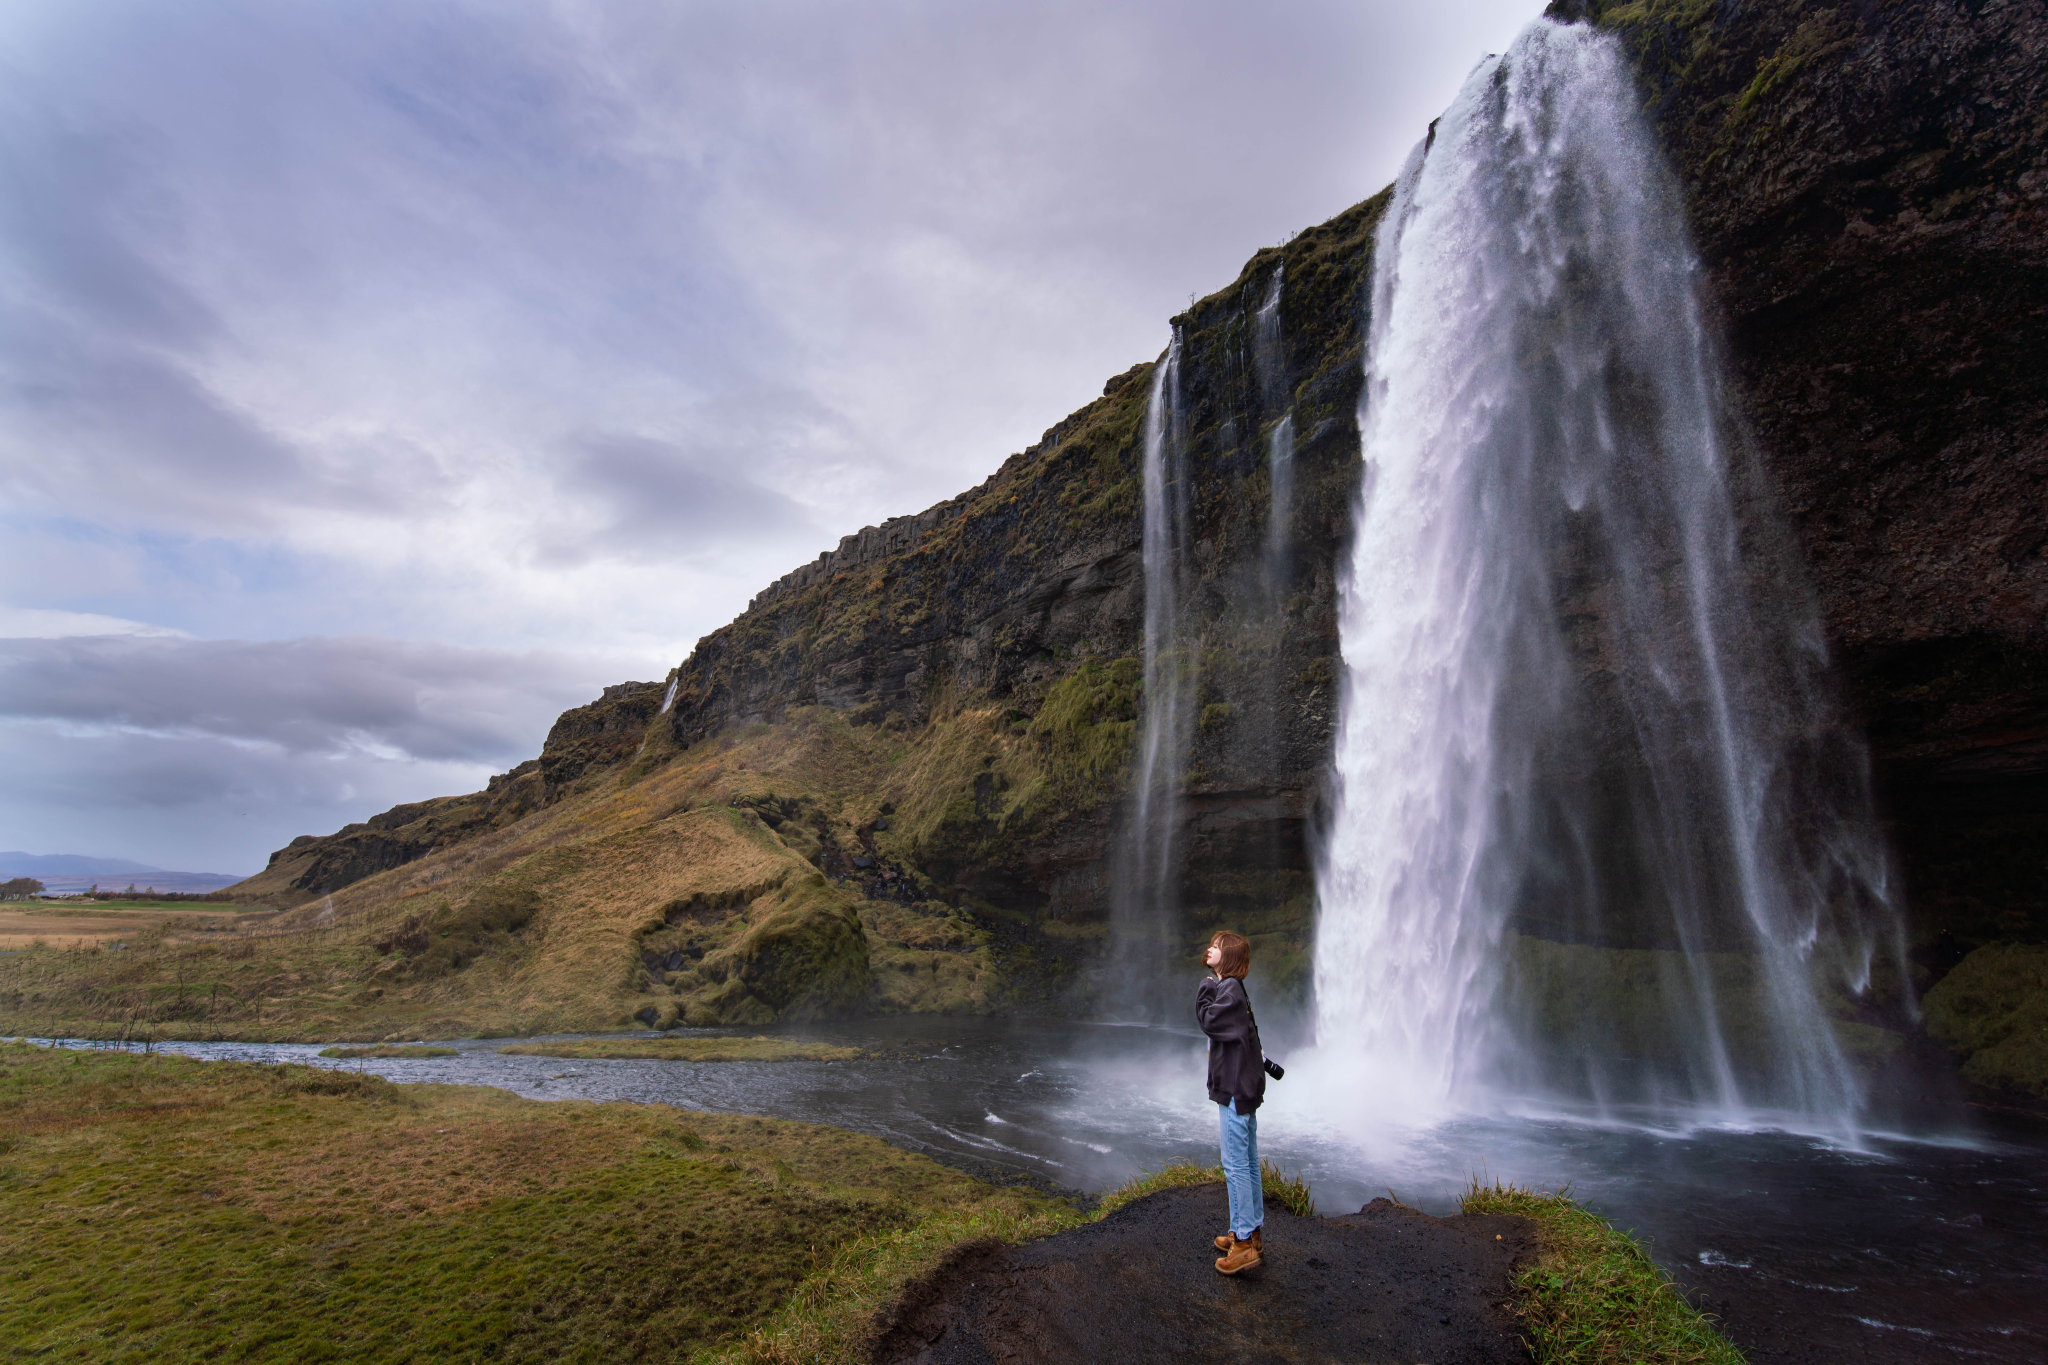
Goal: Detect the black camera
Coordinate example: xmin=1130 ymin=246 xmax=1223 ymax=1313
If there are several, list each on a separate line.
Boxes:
xmin=1262 ymin=1058 xmax=1285 ymax=1081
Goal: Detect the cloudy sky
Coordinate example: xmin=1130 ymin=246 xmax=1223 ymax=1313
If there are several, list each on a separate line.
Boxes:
xmin=1 ymin=0 xmax=1540 ymax=874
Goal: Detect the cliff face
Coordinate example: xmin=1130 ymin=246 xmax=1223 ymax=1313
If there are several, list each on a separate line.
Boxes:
xmin=239 ymin=0 xmax=2045 ymax=1041
xmin=1573 ymin=0 xmax=2048 ymax=974
xmin=657 ymin=196 xmax=1385 ymax=997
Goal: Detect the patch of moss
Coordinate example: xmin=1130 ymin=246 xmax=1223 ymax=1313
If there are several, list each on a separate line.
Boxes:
xmin=1026 ymin=658 xmax=1141 ymax=787
xmin=1923 ymin=942 xmax=2048 ymax=1099
xmin=684 ymin=874 xmax=871 ymax=1026
xmin=857 ymin=901 xmax=999 ymax=1015
xmin=1461 ymin=1180 xmax=1744 ymax=1365
xmin=317 ymin=1044 xmax=459 ymax=1059
xmin=1505 ymin=933 xmax=1901 ymax=1078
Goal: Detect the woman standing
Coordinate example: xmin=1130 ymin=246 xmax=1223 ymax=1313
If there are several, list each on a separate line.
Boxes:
xmin=1196 ymin=930 xmax=1265 ymax=1274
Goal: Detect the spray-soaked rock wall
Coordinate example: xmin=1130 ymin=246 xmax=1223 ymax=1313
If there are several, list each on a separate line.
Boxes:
xmin=1573 ymin=0 xmax=2048 ymax=985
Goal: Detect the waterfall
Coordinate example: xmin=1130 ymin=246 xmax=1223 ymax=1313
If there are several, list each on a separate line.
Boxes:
xmin=1253 ymin=266 xmax=1296 ymax=596
xmin=659 ymin=678 xmax=679 ymax=713
xmin=1313 ymin=19 xmax=1903 ymax=1125
xmin=1109 ymin=332 xmax=1190 ymax=1015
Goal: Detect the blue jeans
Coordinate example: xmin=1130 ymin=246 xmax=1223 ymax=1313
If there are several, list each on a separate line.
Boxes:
xmin=1218 ymin=1098 xmax=1263 ymax=1239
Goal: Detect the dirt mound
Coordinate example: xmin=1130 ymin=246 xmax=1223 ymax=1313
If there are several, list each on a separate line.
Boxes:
xmin=874 ymin=1185 xmax=1539 ymax=1364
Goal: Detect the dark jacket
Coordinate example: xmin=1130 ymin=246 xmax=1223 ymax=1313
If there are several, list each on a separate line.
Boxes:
xmin=1196 ymin=975 xmax=1266 ymax=1113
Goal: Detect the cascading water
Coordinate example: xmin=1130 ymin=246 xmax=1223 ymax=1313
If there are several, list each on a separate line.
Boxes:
xmin=1252 ymin=266 xmax=1296 ymax=596
xmin=1107 ymin=333 xmax=1191 ymax=1015
xmin=1313 ymin=19 xmax=1905 ymax=1126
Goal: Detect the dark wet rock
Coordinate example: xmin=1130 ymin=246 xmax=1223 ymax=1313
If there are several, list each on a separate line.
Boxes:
xmin=1572 ymin=0 xmax=2048 ymax=971
xmin=873 ymin=1186 xmax=1537 ymax=1365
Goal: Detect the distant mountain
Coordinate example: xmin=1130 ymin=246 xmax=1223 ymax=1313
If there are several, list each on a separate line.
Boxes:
xmin=0 ymin=854 xmax=248 ymax=894
xmin=0 ymin=852 xmax=166 ymax=876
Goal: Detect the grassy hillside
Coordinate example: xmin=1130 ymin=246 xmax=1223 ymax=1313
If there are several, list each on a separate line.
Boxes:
xmin=0 ymin=696 xmax=1145 ymax=1042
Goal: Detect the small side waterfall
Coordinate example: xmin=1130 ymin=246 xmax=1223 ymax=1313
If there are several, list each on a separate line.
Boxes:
xmin=1253 ymin=266 xmax=1296 ymax=596
xmin=1109 ymin=333 xmax=1190 ymax=1014
xmin=1313 ymin=20 xmax=1904 ymax=1125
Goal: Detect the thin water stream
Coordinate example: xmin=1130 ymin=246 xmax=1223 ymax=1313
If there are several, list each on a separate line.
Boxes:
xmin=44 ymin=1019 xmax=2047 ymax=1363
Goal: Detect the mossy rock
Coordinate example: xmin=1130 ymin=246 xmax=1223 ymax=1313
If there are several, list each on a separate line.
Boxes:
xmin=680 ymin=874 xmax=870 ymax=1025
xmin=1923 ymin=943 xmax=2048 ymax=1099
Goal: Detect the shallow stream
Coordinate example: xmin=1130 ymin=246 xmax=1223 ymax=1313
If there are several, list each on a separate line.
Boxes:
xmin=41 ymin=1018 xmax=2047 ymax=1363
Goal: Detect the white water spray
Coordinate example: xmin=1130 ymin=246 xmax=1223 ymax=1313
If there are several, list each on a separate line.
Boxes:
xmin=1314 ymin=20 xmax=1902 ymax=1126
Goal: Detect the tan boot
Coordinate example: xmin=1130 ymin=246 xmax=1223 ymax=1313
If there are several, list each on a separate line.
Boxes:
xmin=1214 ymin=1230 xmax=1264 ymax=1275
xmin=1214 ymin=1227 xmax=1262 ymax=1253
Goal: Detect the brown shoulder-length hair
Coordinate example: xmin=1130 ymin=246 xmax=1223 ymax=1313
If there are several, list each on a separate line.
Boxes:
xmin=1208 ymin=931 xmax=1251 ymax=981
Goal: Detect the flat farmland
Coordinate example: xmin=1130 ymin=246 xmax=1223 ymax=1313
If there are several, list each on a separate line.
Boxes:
xmin=0 ymin=902 xmax=263 ymax=951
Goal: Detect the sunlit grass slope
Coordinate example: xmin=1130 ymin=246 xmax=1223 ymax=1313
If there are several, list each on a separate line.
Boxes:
xmin=0 ymin=695 xmax=1137 ymax=1041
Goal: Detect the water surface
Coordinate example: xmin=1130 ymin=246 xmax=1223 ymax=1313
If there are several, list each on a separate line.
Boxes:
xmin=41 ymin=1017 xmax=2046 ymax=1363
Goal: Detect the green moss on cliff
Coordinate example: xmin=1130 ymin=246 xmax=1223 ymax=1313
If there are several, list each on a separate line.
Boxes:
xmin=1507 ymin=933 xmax=1902 ymax=1075
xmin=1923 ymin=942 xmax=2048 ymax=1099
xmin=1028 ymin=658 xmax=1141 ymax=785
xmin=687 ymin=873 xmax=871 ymax=1025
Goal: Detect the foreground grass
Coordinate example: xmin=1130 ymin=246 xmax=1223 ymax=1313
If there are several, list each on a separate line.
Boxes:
xmin=499 ymin=1036 xmax=863 ymax=1064
xmin=1093 ymin=1158 xmax=1315 ymax=1218
xmin=1461 ymin=1180 xmax=1745 ymax=1365
xmin=0 ymin=1042 xmax=1058 ymax=1363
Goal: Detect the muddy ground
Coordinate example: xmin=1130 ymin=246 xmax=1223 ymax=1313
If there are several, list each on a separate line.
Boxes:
xmin=874 ymin=1185 xmax=1539 ymax=1365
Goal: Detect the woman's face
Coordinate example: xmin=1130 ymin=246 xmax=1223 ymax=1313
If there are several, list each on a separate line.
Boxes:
xmin=1204 ymin=942 xmax=1223 ymax=969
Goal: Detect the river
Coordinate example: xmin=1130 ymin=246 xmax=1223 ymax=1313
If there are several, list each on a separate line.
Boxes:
xmin=36 ymin=1016 xmax=2046 ymax=1363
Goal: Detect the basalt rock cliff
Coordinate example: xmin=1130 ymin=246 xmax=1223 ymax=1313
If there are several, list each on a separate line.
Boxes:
xmin=229 ymin=0 xmax=2045 ymax=1085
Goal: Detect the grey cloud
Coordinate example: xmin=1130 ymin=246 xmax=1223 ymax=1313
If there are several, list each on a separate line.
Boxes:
xmin=543 ymin=431 xmax=819 ymax=568
xmin=0 ymin=720 xmax=511 ymax=872
xmin=0 ymin=110 xmax=220 ymax=349
xmin=0 ymin=319 xmax=332 ymax=524
xmin=0 ymin=635 xmax=604 ymax=765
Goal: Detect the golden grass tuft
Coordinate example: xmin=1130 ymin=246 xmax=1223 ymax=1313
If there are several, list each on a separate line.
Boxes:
xmin=496 ymin=1035 xmax=862 ymax=1063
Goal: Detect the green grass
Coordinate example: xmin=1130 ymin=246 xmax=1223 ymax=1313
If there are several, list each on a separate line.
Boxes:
xmin=1091 ymin=1158 xmax=1314 ymax=1219
xmin=497 ymin=1036 xmax=863 ymax=1064
xmin=1460 ymin=1180 xmax=1745 ymax=1365
xmin=316 ymin=1045 xmax=459 ymax=1059
xmin=698 ymin=1196 xmax=1083 ymax=1365
xmin=0 ymin=1041 xmax=1058 ymax=1363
